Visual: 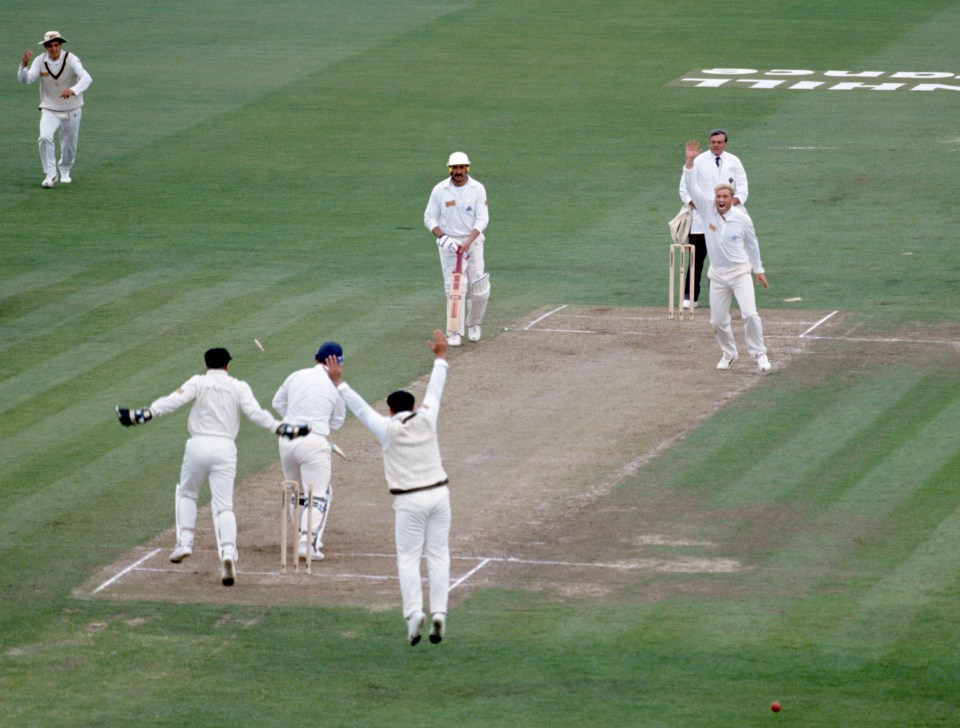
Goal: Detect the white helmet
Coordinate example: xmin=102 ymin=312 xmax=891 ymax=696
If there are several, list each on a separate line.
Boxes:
xmin=447 ymin=151 xmax=471 ymax=167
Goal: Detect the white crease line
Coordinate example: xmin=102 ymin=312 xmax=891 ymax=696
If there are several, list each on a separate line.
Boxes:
xmin=147 ymin=567 xmax=399 ymax=582
xmin=800 ymin=310 xmax=839 ymax=337
xmin=523 ymin=304 xmax=569 ymax=330
xmin=502 ymin=555 xmax=636 ymax=568
xmin=106 ymin=551 xmax=740 ymax=591
xmin=804 ymin=335 xmax=959 ymax=346
xmin=450 ymin=558 xmax=493 ymax=592
xmin=562 ymin=314 xmax=670 ymax=322
xmin=527 ymin=327 xmax=597 ymax=334
xmin=92 ymin=548 xmax=160 ymax=594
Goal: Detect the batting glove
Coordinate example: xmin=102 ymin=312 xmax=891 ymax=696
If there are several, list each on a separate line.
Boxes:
xmin=276 ymin=423 xmax=311 ymax=439
xmin=437 ymin=235 xmax=458 ymax=254
xmin=116 ymin=406 xmax=153 ymax=427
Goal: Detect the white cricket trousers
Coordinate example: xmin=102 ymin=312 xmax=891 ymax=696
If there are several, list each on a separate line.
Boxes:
xmin=38 ymin=108 xmax=82 ymax=176
xmin=708 ymin=261 xmax=767 ymax=360
xmin=393 ymin=486 xmax=451 ymax=619
xmin=278 ymin=433 xmax=333 ymax=545
xmin=174 ymin=436 xmax=238 ymax=562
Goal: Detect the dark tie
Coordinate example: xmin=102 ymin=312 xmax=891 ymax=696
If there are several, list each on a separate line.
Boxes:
xmin=715 ymin=156 xmax=721 ymax=168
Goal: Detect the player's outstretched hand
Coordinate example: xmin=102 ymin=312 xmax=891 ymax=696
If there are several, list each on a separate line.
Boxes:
xmin=430 ymin=329 xmax=448 ymax=359
xmin=116 ymin=406 xmax=153 ymax=427
xmin=685 ymin=140 xmax=701 ymax=162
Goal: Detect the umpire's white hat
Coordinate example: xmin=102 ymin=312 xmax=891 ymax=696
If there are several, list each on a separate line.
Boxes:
xmin=447 ymin=151 xmax=471 ymax=167
xmin=39 ymin=31 xmax=67 ymax=45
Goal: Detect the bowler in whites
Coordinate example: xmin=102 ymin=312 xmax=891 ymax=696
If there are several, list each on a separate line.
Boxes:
xmin=681 ymin=140 xmax=771 ymax=373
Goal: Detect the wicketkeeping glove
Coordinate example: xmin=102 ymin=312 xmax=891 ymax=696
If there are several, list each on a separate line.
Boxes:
xmin=276 ymin=423 xmax=311 ymax=439
xmin=116 ymin=406 xmax=153 ymax=427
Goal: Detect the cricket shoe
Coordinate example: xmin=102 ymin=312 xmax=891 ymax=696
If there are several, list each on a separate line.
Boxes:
xmin=298 ymin=541 xmax=324 ymax=561
xmin=682 ymin=299 xmax=691 ymax=310
xmin=716 ymin=353 xmax=738 ymax=370
xmin=169 ymin=545 xmax=192 ymax=563
xmin=407 ymin=611 xmax=425 ymax=646
xmin=757 ymin=354 xmax=772 ymax=373
xmin=59 ymin=171 xmax=72 ymax=184
xmin=468 ymin=325 xmax=481 ymax=342
xmin=429 ymin=613 xmax=446 ymax=644
xmin=41 ymin=173 xmax=57 ymax=188
xmin=446 ymin=333 xmax=461 ymax=347
xmin=221 ymin=558 xmax=236 ymax=587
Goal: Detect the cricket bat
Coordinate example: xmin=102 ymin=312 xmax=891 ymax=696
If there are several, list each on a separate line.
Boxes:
xmin=446 ymin=251 xmax=465 ymax=334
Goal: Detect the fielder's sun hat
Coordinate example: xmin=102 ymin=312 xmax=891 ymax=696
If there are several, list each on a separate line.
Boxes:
xmin=204 ymin=347 xmax=232 ymax=369
xmin=316 ymin=341 xmax=344 ymax=364
xmin=39 ymin=31 xmax=67 ymax=46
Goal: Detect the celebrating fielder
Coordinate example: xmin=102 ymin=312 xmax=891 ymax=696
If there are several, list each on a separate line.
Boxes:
xmin=326 ymin=331 xmax=452 ymax=646
xmin=678 ymin=128 xmax=750 ymax=310
xmin=272 ymin=342 xmax=347 ymax=562
xmin=682 ymin=140 xmax=771 ymax=373
xmin=18 ymin=31 xmax=93 ymax=188
xmin=424 ymin=151 xmax=491 ymax=346
xmin=116 ymin=347 xmax=311 ymax=587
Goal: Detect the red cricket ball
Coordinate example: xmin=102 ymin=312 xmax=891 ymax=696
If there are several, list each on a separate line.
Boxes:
xmin=771 ymin=701 xmax=782 ymax=713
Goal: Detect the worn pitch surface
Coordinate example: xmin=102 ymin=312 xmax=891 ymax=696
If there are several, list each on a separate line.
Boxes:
xmin=80 ymin=305 xmax=843 ymax=608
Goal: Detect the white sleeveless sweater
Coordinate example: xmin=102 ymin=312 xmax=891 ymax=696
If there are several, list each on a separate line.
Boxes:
xmin=39 ymin=52 xmax=83 ymax=112
xmin=384 ymin=412 xmax=448 ymax=492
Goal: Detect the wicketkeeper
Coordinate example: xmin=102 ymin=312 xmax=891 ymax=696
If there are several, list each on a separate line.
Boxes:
xmin=424 ymin=151 xmax=491 ymax=347
xmin=116 ymin=347 xmax=311 ymax=586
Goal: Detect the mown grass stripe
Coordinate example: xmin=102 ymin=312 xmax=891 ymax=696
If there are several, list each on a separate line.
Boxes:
xmin=0 ymin=269 xmax=177 ymax=357
xmin=829 ymin=495 xmax=960 ymax=652
xmin=0 ymin=281 xmax=427 ymax=476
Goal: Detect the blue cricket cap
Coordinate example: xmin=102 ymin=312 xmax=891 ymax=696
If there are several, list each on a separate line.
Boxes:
xmin=316 ymin=341 xmax=343 ymax=364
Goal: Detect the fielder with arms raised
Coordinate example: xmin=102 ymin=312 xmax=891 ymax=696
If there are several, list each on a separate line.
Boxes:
xmin=682 ymin=140 xmax=772 ymax=373
xmin=116 ymin=347 xmax=310 ymax=586
xmin=326 ymin=331 xmax=452 ymax=646
xmin=678 ymin=128 xmax=750 ymax=310
xmin=424 ymin=151 xmax=491 ymax=347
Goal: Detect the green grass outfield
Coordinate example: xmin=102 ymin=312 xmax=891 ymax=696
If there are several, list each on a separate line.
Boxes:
xmin=1 ymin=1 xmax=959 ymax=725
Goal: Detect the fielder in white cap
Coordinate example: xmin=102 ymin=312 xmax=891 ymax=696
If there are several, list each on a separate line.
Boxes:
xmin=424 ymin=151 xmax=492 ymax=346
xmin=18 ymin=31 xmax=93 ymax=188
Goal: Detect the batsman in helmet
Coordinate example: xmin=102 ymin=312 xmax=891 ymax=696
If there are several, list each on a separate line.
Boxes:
xmin=423 ymin=151 xmax=491 ymax=347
